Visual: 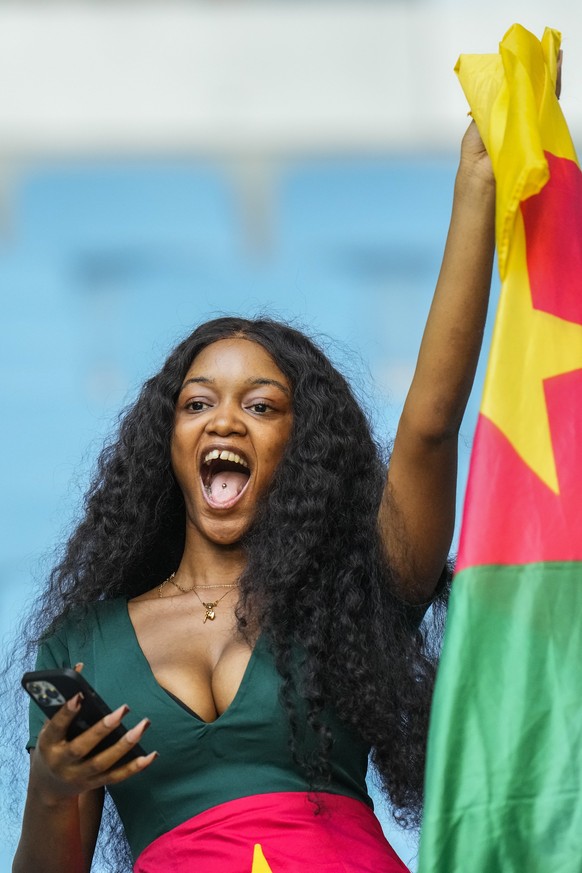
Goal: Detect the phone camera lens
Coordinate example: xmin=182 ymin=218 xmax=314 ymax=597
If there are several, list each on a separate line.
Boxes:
xmin=29 ymin=683 xmax=42 ymax=695
xmin=46 ymin=688 xmax=60 ymax=699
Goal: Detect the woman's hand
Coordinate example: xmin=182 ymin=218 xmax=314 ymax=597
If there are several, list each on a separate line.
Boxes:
xmin=458 ymin=120 xmax=494 ymax=189
xmin=31 ymin=693 xmax=156 ymax=805
xmin=458 ymin=48 xmax=562 ymax=191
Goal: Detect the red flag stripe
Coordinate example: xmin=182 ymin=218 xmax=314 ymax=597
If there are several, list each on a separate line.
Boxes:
xmin=457 ymin=368 xmax=582 ymax=569
xmin=521 ymin=152 xmax=582 ymax=325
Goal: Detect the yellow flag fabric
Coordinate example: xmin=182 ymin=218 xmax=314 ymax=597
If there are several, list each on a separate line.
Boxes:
xmin=455 ymin=25 xmax=574 ymax=278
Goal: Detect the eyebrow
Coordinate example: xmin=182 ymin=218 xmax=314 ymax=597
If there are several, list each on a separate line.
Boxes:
xmin=180 ymin=377 xmax=213 ymax=389
xmin=249 ymin=377 xmax=290 ymax=395
xmin=180 ymin=376 xmax=290 ymax=396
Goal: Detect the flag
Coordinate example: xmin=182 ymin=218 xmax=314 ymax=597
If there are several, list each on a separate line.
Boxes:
xmin=418 ymin=24 xmax=582 ymax=872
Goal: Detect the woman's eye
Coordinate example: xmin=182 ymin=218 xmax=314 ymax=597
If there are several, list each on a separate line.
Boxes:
xmin=185 ymin=400 xmax=209 ymax=412
xmin=249 ymin=402 xmax=270 ymax=414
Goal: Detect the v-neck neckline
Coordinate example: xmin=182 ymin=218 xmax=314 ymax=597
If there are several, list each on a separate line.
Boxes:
xmin=122 ymin=599 xmax=263 ymax=726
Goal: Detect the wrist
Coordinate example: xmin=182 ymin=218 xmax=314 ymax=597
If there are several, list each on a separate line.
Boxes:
xmin=28 ymin=764 xmax=79 ymax=809
xmin=33 ymin=785 xmax=79 ymax=810
xmin=455 ymin=160 xmax=496 ymax=199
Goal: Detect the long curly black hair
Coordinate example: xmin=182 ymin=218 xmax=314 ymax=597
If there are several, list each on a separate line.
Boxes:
xmin=8 ymin=316 xmax=450 ymax=869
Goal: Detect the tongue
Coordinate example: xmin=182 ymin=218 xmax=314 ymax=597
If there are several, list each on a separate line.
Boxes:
xmin=209 ymin=470 xmax=248 ymax=504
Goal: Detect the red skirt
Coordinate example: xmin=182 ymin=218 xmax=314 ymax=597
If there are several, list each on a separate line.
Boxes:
xmin=134 ymin=792 xmax=410 ymax=873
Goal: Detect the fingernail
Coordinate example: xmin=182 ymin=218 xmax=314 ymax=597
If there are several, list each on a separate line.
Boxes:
xmin=125 ymin=718 xmax=151 ymax=743
xmin=138 ymin=751 xmax=159 ymax=766
xmin=103 ymin=704 xmax=129 ymax=727
xmin=67 ymin=693 xmax=83 ymax=712
xmin=74 ymin=662 xmax=84 ymax=672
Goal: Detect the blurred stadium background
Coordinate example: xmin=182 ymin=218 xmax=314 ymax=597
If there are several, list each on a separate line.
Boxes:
xmin=1 ymin=2 xmax=581 ymax=870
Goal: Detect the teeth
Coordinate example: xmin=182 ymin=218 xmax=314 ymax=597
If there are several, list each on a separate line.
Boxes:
xmin=203 ymin=449 xmax=249 ymax=469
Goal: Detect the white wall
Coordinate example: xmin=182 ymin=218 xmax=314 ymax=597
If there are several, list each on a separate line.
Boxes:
xmin=0 ymin=1 xmax=581 ymax=159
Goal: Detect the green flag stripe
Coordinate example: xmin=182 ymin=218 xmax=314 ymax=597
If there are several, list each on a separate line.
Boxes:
xmin=419 ymin=563 xmax=582 ymax=871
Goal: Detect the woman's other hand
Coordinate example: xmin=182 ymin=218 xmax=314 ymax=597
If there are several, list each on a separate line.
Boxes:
xmin=31 ymin=694 xmax=157 ymax=805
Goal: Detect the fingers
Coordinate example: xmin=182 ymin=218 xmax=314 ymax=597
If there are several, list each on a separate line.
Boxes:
xmin=83 ymin=720 xmax=159 ymax=786
xmin=66 ymin=715 xmax=157 ymax=788
xmin=99 ymin=750 xmax=159 ymax=786
xmin=36 ymin=700 xmax=158 ymax=796
xmin=64 ymin=703 xmax=130 ymax=759
xmin=39 ymin=694 xmax=146 ymax=766
xmin=68 ymin=709 xmax=144 ymax=761
xmin=39 ymin=693 xmax=84 ymax=743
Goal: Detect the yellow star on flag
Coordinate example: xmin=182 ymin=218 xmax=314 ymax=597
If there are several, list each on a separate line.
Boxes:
xmin=252 ymin=844 xmax=274 ymax=872
xmin=482 ymin=210 xmax=582 ymax=493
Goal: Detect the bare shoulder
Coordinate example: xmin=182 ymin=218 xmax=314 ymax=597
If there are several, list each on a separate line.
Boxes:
xmin=129 ymin=586 xmax=163 ymax=603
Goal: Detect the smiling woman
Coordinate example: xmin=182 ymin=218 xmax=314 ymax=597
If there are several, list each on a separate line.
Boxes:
xmin=171 ymin=339 xmax=293 ymax=540
xmin=12 ymin=121 xmax=496 ymax=873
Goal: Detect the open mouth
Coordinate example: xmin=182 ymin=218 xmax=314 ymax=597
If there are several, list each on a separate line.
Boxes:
xmin=200 ymin=449 xmax=251 ymax=508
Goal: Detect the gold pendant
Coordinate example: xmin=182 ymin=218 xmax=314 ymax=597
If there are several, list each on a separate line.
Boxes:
xmin=203 ymin=601 xmax=217 ymax=623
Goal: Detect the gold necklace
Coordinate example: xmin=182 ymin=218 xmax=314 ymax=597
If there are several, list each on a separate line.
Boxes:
xmin=191 ymin=587 xmax=236 ymax=623
xmin=158 ymin=572 xmax=238 ymax=623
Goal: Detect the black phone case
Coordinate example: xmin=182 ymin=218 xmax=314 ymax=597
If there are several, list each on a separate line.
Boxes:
xmin=22 ymin=668 xmax=147 ymax=764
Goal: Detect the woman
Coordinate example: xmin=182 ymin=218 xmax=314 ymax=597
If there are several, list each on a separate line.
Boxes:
xmin=13 ymin=121 xmax=495 ymax=873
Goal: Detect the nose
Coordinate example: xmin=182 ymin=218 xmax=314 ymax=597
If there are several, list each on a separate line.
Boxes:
xmin=205 ymin=400 xmax=247 ymax=437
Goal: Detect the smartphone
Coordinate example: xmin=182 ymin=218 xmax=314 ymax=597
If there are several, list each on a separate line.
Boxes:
xmin=22 ymin=668 xmax=147 ymax=764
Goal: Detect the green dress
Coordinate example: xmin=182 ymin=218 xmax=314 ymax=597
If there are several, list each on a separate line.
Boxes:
xmin=28 ymin=598 xmax=410 ymax=872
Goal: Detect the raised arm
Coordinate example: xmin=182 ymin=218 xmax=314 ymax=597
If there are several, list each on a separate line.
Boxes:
xmin=379 ymin=122 xmax=495 ymax=602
